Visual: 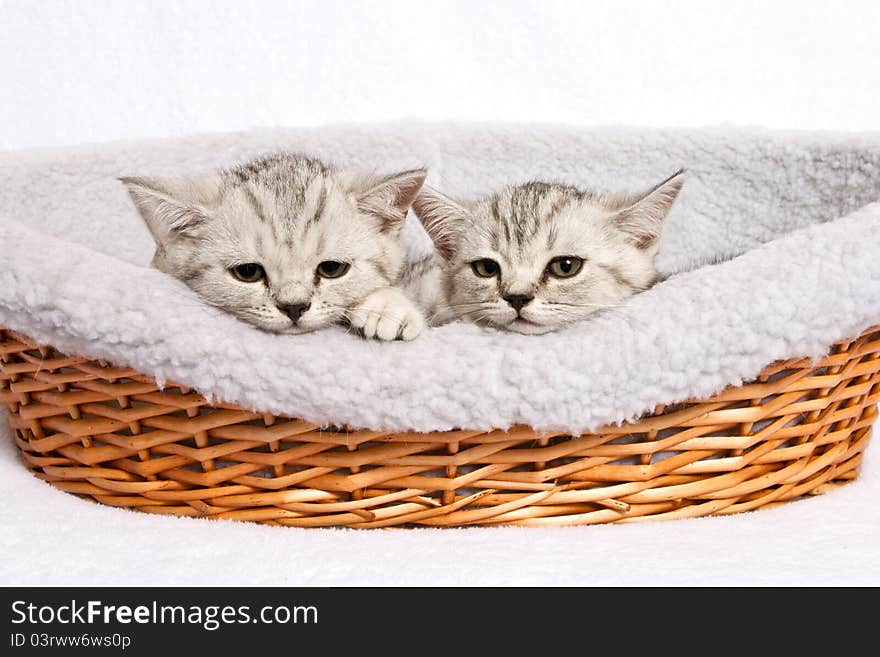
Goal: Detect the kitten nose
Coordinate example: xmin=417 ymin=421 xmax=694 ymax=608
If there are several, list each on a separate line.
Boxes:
xmin=503 ymin=294 xmax=533 ymax=312
xmin=278 ymin=302 xmax=311 ymax=323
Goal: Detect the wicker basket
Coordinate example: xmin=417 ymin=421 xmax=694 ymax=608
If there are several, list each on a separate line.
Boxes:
xmin=1 ymin=324 xmax=878 ymax=528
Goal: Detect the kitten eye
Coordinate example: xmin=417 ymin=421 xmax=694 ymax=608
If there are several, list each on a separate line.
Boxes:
xmin=316 ymin=260 xmax=351 ymax=279
xmin=230 ymin=263 xmax=266 ymax=283
xmin=546 ymin=256 xmax=584 ymax=278
xmin=471 ymin=259 xmax=500 ymax=278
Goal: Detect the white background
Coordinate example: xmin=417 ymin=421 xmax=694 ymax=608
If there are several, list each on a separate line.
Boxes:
xmin=2 ymin=0 xmax=880 ymax=151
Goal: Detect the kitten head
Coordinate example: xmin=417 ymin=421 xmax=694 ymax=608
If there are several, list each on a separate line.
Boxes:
xmin=412 ymin=171 xmax=684 ymax=334
xmin=122 ymin=154 xmax=425 ymax=333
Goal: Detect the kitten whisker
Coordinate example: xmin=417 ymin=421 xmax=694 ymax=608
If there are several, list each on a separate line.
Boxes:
xmin=544 ymin=300 xmax=628 ymax=309
xmin=429 ymin=300 xmax=496 ymax=323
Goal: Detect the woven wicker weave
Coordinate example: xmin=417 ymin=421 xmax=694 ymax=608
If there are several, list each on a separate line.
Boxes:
xmin=1 ymin=325 xmax=878 ymax=527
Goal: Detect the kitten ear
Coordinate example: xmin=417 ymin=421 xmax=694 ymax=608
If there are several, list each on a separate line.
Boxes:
xmin=411 ymin=186 xmax=469 ymax=258
xmin=120 ymin=176 xmax=211 ymax=245
xmin=356 ymin=169 xmax=427 ymax=230
xmin=613 ymin=169 xmax=685 ymax=249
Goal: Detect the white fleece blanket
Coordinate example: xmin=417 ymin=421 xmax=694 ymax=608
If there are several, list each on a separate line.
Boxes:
xmin=1 ymin=123 xmax=880 ymax=434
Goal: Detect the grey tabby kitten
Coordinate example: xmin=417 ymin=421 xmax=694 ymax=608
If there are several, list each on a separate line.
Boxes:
xmin=121 ymin=153 xmax=428 ymax=340
xmin=411 ymin=171 xmax=685 ymax=334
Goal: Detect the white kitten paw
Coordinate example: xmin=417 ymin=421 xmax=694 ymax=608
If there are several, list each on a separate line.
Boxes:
xmin=349 ymin=288 xmax=425 ymax=341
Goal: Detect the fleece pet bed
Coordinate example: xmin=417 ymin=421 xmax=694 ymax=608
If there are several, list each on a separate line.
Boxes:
xmin=1 ymin=122 xmax=879 ymax=434
xmin=1 ymin=122 xmax=879 ymax=530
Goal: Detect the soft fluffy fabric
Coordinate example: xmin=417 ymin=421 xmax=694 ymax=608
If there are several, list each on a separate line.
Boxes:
xmin=1 ymin=123 xmax=880 ymax=433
